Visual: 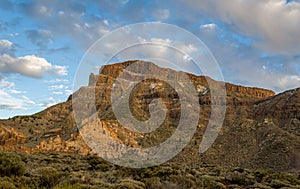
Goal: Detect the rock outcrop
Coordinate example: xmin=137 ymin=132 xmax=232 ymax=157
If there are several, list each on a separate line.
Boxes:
xmin=36 ymin=134 xmax=93 ymax=155
xmin=0 ymin=126 xmax=26 ymax=145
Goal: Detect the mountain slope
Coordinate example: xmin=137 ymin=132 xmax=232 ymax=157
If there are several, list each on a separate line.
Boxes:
xmin=0 ymin=60 xmax=299 ymax=172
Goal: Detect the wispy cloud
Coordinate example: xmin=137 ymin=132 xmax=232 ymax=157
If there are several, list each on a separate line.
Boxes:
xmin=48 ymin=84 xmax=66 ymax=91
xmin=200 ymin=23 xmax=218 ymax=30
xmin=0 ymin=77 xmax=34 ymax=110
xmin=152 ymin=9 xmax=170 ymax=20
xmin=25 ymin=29 xmax=53 ymax=48
xmin=9 ymin=89 xmax=26 ymax=94
xmin=44 ymin=79 xmax=69 ymax=84
xmin=0 ymin=39 xmax=15 ymax=55
xmin=38 ymin=97 xmax=57 ymax=107
xmin=0 ymin=90 xmax=26 ymax=110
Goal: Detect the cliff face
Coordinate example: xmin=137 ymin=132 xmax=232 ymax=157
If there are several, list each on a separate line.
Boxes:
xmin=88 ymin=61 xmax=275 ymax=110
xmin=89 ymin=60 xmax=275 ymax=99
xmin=225 ymin=83 xmax=275 ymax=98
xmin=0 ymin=60 xmax=299 ymax=172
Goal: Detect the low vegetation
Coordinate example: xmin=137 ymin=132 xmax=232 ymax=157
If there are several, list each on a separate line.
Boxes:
xmin=0 ymin=151 xmax=299 ymax=188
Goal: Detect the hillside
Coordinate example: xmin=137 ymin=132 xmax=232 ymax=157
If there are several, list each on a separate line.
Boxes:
xmin=0 ymin=60 xmax=299 ymax=174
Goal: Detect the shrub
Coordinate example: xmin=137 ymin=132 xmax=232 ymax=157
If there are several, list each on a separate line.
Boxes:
xmin=0 ymin=177 xmax=19 ymax=188
xmin=253 ymin=170 xmax=267 ymax=183
xmin=168 ymin=175 xmax=196 ymax=188
xmin=0 ymin=152 xmax=26 ymax=177
xmin=113 ymin=178 xmax=145 ymax=189
xmin=200 ymin=175 xmax=216 ymax=187
xmin=270 ymin=179 xmax=292 ymax=188
xmin=144 ymin=177 xmax=164 ymax=189
xmin=37 ymin=167 xmax=63 ymax=188
xmin=86 ymin=155 xmax=112 ymax=172
xmin=0 ymin=181 xmax=17 ymax=189
xmin=86 ymin=156 xmax=104 ymax=168
xmin=54 ymin=183 xmax=96 ymax=189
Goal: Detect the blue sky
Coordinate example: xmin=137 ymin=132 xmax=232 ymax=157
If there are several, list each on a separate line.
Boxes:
xmin=0 ymin=0 xmax=300 ymax=118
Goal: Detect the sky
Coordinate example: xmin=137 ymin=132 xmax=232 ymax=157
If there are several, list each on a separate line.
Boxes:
xmin=0 ymin=0 xmax=300 ymax=118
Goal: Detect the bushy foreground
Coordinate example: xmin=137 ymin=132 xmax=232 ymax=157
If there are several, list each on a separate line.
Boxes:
xmin=0 ymin=151 xmax=299 ymax=189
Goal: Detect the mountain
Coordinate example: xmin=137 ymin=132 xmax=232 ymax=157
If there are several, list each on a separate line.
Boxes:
xmin=0 ymin=60 xmax=299 ymax=173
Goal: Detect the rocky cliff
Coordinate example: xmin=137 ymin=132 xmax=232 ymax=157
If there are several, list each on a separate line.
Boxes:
xmin=89 ymin=60 xmax=275 ymax=99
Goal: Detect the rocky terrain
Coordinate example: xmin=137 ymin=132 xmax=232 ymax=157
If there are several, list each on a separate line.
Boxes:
xmin=0 ymin=60 xmax=299 ymax=188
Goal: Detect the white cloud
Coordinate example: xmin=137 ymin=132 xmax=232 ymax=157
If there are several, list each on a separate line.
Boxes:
xmin=52 ymin=65 xmax=67 ymax=76
xmin=194 ymin=21 xmax=300 ymax=92
xmin=0 ymin=90 xmax=26 ymax=110
xmin=252 ymin=73 xmax=300 ymax=92
xmin=53 ymin=91 xmax=63 ymax=95
xmin=38 ymin=97 xmax=56 ymax=107
xmin=103 ymin=19 xmax=109 ymax=26
xmin=0 ymin=39 xmax=14 ymax=55
xmin=0 ymin=77 xmax=14 ymax=88
xmin=150 ymin=38 xmax=172 ymax=45
xmin=277 ymin=75 xmax=300 ymax=90
xmin=22 ymin=95 xmax=35 ymax=105
xmin=200 ymin=23 xmax=218 ymax=30
xmin=0 ymin=84 xmax=34 ymax=111
xmin=48 ymin=84 xmax=65 ymax=90
xmin=48 ymin=84 xmax=69 ymax=91
xmin=93 ymin=33 xmax=201 ymax=74
xmin=0 ymin=77 xmax=34 ymax=110
xmin=0 ymin=54 xmax=67 ymax=78
xmin=49 ymin=83 xmax=72 ymax=96
xmin=44 ymin=79 xmax=69 ymax=83
xmin=8 ymin=33 xmax=19 ymax=37
xmin=0 ymin=39 xmax=13 ymax=50
xmin=184 ymin=0 xmax=300 ymax=55
xmin=52 ymin=89 xmax=72 ymax=96
xmin=9 ymin=89 xmax=25 ymax=94
xmin=221 ymin=53 xmax=300 ymax=92
xmin=64 ymin=89 xmax=73 ymax=95
xmin=174 ymin=43 xmax=198 ymax=54
xmin=37 ymin=6 xmax=51 ymax=17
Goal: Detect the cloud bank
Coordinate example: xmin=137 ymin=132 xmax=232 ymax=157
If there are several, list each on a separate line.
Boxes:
xmin=184 ymin=0 xmax=300 ymax=55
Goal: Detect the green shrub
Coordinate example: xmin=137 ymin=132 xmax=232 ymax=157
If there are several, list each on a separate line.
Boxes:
xmin=200 ymin=175 xmax=216 ymax=187
xmin=168 ymin=175 xmax=196 ymax=188
xmin=270 ymin=179 xmax=292 ymax=188
xmin=142 ymin=167 xmax=179 ymax=179
xmin=54 ymin=183 xmax=96 ymax=189
xmin=144 ymin=177 xmax=164 ymax=189
xmin=264 ymin=172 xmax=300 ymax=186
xmin=253 ymin=170 xmax=267 ymax=182
xmin=113 ymin=178 xmax=145 ymax=189
xmin=0 ymin=176 xmax=16 ymax=188
xmin=19 ymin=176 xmax=40 ymax=189
xmin=0 ymin=152 xmax=26 ymax=177
xmin=37 ymin=167 xmax=63 ymax=188
xmin=86 ymin=155 xmax=107 ymax=170
xmin=0 ymin=181 xmax=17 ymax=189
